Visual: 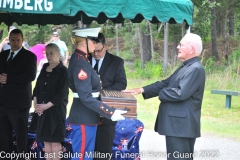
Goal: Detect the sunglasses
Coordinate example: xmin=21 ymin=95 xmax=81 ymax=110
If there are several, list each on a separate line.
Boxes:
xmin=52 ymin=35 xmax=59 ymax=37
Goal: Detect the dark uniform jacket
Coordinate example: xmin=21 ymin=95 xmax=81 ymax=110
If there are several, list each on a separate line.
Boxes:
xmin=68 ymin=49 xmax=115 ymax=124
xmin=89 ymin=51 xmax=127 ymax=90
xmin=143 ymin=57 xmax=205 ymax=138
xmin=0 ymin=48 xmax=36 ymax=108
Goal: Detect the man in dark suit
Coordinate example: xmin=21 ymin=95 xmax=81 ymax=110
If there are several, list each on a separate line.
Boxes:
xmin=123 ymin=33 xmax=205 ymax=160
xmin=89 ymin=33 xmax=127 ymax=160
xmin=0 ymin=26 xmax=30 ymax=52
xmin=0 ymin=29 xmax=36 ymax=159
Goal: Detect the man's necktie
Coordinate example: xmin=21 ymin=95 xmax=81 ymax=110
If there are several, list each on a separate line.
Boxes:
xmin=6 ymin=52 xmax=14 ymax=72
xmin=94 ymin=60 xmax=99 ymax=74
xmin=8 ymin=52 xmax=14 ymax=62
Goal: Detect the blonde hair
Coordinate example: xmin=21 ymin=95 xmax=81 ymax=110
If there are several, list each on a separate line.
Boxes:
xmin=71 ymin=36 xmax=85 ymax=45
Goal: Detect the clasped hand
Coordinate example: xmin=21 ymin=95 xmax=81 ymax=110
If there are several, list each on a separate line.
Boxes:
xmin=34 ymin=104 xmax=47 ymax=116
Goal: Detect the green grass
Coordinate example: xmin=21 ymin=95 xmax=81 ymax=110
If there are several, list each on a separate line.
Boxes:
xmin=201 ymin=87 xmax=240 ymax=140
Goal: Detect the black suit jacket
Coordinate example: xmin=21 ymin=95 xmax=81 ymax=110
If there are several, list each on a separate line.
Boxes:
xmin=143 ymin=57 xmax=205 ymax=138
xmin=0 ymin=48 xmax=37 ymax=108
xmin=89 ymin=51 xmax=127 ymax=90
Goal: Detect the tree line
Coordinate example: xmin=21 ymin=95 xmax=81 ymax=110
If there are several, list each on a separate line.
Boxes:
xmin=1 ymin=0 xmax=240 ymax=65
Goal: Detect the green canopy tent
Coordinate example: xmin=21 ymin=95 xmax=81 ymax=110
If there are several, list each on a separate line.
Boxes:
xmin=0 ymin=0 xmax=193 ymax=26
xmin=0 ymin=0 xmax=193 ymax=71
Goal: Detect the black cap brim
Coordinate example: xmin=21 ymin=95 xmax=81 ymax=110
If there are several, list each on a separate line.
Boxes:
xmin=88 ymin=36 xmax=100 ymax=43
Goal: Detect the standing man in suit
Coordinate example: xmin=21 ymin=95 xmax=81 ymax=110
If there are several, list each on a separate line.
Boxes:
xmin=0 ymin=29 xmax=37 ymax=159
xmin=0 ymin=26 xmax=30 ymax=52
xmin=123 ymin=33 xmax=205 ymax=160
xmin=89 ymin=33 xmax=127 ymax=160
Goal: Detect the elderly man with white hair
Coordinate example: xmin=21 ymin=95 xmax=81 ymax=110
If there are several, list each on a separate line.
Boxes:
xmin=123 ymin=33 xmax=205 ymax=160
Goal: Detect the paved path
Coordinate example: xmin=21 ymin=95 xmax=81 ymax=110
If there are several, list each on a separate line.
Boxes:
xmin=139 ymin=129 xmax=240 ymax=160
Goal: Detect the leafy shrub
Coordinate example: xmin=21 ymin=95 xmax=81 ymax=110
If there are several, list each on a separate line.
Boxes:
xmin=228 ymin=47 xmax=240 ymax=75
xmin=118 ymin=51 xmax=134 ymax=61
xmin=126 ymin=60 xmax=163 ymax=79
xmin=202 ymin=57 xmax=214 ymax=74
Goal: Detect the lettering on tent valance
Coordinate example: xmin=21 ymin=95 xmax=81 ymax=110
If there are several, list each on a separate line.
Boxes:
xmin=0 ymin=0 xmax=70 ymax=14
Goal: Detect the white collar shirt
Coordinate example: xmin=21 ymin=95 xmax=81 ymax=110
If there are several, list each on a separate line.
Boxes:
xmin=92 ymin=53 xmax=106 ymax=72
xmin=8 ymin=47 xmax=22 ymax=60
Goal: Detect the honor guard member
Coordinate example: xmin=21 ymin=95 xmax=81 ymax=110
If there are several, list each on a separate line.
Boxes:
xmin=68 ymin=27 xmax=127 ymax=160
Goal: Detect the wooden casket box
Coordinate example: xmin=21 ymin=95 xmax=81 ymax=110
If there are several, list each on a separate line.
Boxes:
xmin=100 ymin=90 xmax=137 ymax=118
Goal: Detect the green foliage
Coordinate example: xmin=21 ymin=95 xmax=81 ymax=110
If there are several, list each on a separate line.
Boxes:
xmin=235 ymin=8 xmax=240 ymax=36
xmin=191 ymin=2 xmax=211 ymax=41
xmin=0 ymin=23 xmax=8 ymax=39
xmin=22 ymin=25 xmax=52 ymax=46
xmin=117 ymin=20 xmax=136 ymax=37
xmin=123 ymin=32 xmax=137 ymax=57
xmin=58 ymin=25 xmax=73 ymax=54
xmin=145 ymin=61 xmax=164 ymax=77
xmin=202 ymin=57 xmax=214 ymax=74
xmin=91 ymin=20 xmax=115 ymax=38
xmin=126 ymin=60 xmax=163 ymax=79
xmin=228 ymin=46 xmax=240 ymax=75
xmin=118 ymin=51 xmax=134 ymax=61
xmin=151 ymin=23 xmax=183 ymax=42
xmin=201 ymin=46 xmax=240 ymax=83
xmin=229 ymin=46 xmax=240 ymax=62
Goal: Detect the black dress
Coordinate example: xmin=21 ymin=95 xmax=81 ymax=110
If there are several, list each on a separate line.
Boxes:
xmin=33 ymin=62 xmax=68 ymax=142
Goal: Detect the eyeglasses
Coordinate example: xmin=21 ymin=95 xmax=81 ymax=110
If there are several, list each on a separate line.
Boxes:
xmin=52 ymin=35 xmax=58 ymax=37
xmin=178 ymin=43 xmax=193 ymax=49
xmin=94 ymin=46 xmax=104 ymax=53
xmin=178 ymin=43 xmax=183 ymax=47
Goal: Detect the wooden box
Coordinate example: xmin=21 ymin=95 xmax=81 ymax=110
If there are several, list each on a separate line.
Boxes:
xmin=100 ymin=90 xmax=137 ymax=118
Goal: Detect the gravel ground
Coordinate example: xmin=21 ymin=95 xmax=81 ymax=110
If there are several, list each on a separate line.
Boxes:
xmin=139 ymin=129 xmax=240 ymax=160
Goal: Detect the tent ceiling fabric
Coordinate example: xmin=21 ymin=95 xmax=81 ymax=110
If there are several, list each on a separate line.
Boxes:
xmin=0 ymin=0 xmax=193 ymax=26
xmin=71 ymin=0 xmax=193 ymax=25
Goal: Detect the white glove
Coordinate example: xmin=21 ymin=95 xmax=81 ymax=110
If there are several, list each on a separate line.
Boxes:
xmin=111 ymin=110 xmax=127 ymax=121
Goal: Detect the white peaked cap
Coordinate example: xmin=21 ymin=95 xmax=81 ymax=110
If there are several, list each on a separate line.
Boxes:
xmin=72 ymin=27 xmax=101 ymax=38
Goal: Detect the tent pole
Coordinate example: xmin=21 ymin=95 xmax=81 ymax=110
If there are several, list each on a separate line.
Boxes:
xmin=115 ymin=24 xmax=119 ymax=56
xmin=163 ymin=23 xmax=169 ymax=74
